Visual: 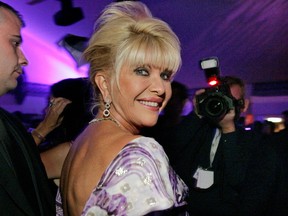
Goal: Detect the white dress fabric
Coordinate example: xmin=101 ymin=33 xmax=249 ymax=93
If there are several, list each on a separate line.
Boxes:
xmin=56 ymin=137 xmax=189 ymax=215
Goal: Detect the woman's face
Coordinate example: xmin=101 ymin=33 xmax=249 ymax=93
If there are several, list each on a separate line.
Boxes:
xmin=110 ymin=63 xmax=174 ymax=131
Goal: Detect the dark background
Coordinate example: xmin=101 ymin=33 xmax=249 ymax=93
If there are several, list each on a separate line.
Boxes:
xmin=5 ymin=0 xmax=288 ymax=89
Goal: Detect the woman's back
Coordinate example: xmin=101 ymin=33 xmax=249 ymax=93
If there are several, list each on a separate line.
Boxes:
xmin=60 ymin=121 xmax=138 ymax=216
xmin=57 ymin=121 xmax=188 ymax=216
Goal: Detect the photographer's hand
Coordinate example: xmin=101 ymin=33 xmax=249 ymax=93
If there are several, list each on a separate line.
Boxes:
xmin=193 ymin=89 xmax=206 ymax=118
xmin=219 ymin=108 xmax=236 ymax=134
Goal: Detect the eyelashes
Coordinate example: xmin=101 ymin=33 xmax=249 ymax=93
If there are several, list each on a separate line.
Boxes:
xmin=134 ymin=67 xmax=149 ymax=76
xmin=134 ymin=66 xmax=173 ymax=81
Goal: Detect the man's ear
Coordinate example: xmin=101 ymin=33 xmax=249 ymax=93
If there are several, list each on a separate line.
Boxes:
xmin=95 ymin=73 xmax=110 ymax=99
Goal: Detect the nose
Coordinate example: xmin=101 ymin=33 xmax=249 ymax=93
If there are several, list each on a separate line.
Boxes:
xmin=150 ymin=76 xmax=166 ymax=96
xmin=18 ymin=48 xmax=28 ymax=66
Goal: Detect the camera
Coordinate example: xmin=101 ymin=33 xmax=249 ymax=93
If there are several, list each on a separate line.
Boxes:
xmin=195 ymin=57 xmax=239 ymax=122
xmin=196 ymin=82 xmax=236 ymax=121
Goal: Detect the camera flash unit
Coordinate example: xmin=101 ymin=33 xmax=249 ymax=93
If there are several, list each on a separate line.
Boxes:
xmin=199 ymin=57 xmax=221 ymax=86
xmin=200 ymin=58 xmax=218 ymax=69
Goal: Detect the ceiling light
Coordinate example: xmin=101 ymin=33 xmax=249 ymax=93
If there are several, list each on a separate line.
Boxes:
xmin=54 ymin=0 xmax=84 ymax=26
xmin=58 ymin=34 xmax=89 ymax=67
xmin=265 ymin=117 xmax=283 ymax=123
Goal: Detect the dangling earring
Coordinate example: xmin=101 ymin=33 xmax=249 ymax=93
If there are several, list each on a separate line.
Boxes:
xmin=103 ymin=100 xmax=111 ymax=118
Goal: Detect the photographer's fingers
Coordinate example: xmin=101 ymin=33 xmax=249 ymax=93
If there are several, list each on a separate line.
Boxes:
xmin=193 ymin=89 xmax=206 ymax=104
xmin=195 ymin=89 xmax=206 ymax=96
xmin=193 ymin=89 xmax=206 ymax=115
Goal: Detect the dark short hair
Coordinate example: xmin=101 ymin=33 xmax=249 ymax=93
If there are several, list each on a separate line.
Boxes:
xmin=0 ymin=1 xmax=25 ymax=27
xmin=171 ymin=81 xmax=189 ymax=101
xmin=282 ymin=110 xmax=288 ymax=116
xmin=222 ymin=75 xmax=246 ymax=98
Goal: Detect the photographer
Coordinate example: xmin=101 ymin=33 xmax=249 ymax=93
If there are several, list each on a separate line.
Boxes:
xmin=162 ymin=76 xmax=286 ymax=216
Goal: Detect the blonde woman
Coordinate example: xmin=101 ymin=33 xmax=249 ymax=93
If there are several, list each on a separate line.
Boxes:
xmin=57 ymin=2 xmax=188 ymax=215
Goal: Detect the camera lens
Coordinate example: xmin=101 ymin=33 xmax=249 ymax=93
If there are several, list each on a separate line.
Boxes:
xmin=204 ymin=96 xmax=226 ymax=118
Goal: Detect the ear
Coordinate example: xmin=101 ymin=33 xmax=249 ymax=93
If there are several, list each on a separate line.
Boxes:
xmin=94 ymin=73 xmax=110 ymax=101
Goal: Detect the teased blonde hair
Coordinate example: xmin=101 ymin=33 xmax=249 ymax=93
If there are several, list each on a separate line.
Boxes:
xmin=84 ymin=1 xmax=181 ymax=107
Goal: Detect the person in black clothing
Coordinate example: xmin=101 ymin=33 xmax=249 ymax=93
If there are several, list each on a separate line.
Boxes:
xmin=267 ymin=110 xmax=288 ymax=215
xmin=160 ymin=76 xmax=286 ymax=216
xmin=281 ymin=109 xmax=288 ymax=129
xmin=0 ymin=108 xmax=55 ymax=215
xmin=39 ymin=78 xmax=94 ymax=196
xmin=0 ymin=2 xmax=68 ymax=215
xmin=40 ymin=78 xmax=94 ymax=151
xmin=141 ymin=80 xmax=190 ymax=156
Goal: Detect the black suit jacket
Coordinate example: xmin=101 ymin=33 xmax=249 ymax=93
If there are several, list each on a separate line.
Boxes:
xmin=0 ymin=108 xmax=55 ymax=216
xmin=161 ymin=111 xmax=286 ymax=216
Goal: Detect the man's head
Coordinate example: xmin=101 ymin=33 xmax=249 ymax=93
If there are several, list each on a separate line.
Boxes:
xmin=221 ymin=75 xmax=249 ymax=113
xmin=0 ymin=2 xmax=28 ymax=96
xmin=194 ymin=75 xmax=249 ymax=123
xmin=164 ymin=81 xmax=189 ymax=117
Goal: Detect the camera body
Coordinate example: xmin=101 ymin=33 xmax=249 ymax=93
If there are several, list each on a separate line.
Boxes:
xmin=196 ymin=57 xmax=239 ymax=122
xmin=196 ymin=82 xmax=236 ymax=122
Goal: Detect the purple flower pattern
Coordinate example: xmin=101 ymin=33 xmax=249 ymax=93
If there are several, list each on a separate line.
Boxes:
xmin=56 ymin=137 xmax=188 ymax=215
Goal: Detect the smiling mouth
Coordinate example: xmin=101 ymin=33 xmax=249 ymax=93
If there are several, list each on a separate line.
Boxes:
xmin=139 ymin=100 xmax=160 ymax=108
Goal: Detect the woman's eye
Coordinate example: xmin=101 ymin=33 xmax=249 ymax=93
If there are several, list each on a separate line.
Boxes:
xmin=161 ymin=71 xmax=173 ymax=81
xmin=134 ymin=68 xmax=149 ymax=76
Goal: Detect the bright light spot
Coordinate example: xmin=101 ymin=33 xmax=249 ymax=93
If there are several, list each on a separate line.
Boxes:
xmin=208 ymin=77 xmax=219 ymax=86
xmin=265 ymin=117 xmax=283 ymax=123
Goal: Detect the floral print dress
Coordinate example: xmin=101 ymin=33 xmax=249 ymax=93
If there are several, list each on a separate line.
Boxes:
xmin=56 ymin=137 xmax=189 ymax=216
